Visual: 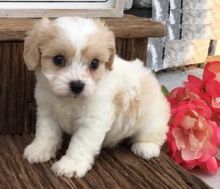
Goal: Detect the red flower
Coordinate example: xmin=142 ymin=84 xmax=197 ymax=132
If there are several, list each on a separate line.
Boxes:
xmin=203 ymin=62 xmax=220 ymax=116
xmin=167 ymin=99 xmax=220 ymax=174
xmin=166 ymin=61 xmax=220 ymax=174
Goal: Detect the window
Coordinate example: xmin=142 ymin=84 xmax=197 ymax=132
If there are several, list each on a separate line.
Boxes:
xmin=0 ymin=0 xmax=124 ymax=17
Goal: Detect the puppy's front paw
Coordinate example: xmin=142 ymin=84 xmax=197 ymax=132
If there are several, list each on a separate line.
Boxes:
xmin=131 ymin=142 xmax=160 ymax=160
xmin=23 ymin=142 xmax=56 ymax=163
xmin=51 ymin=156 xmax=92 ymax=178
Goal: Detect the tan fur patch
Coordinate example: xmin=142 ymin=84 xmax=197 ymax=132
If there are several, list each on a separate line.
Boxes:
xmin=40 ymin=22 xmax=76 ymax=62
xmin=40 ymin=36 xmax=76 ymax=62
xmin=89 ymin=64 xmax=106 ymax=83
xmin=113 ymin=70 xmax=150 ymax=121
xmin=114 ymin=91 xmax=140 ymax=119
xmin=24 ymin=17 xmax=76 ymax=71
xmin=23 ymin=17 xmax=51 ymax=70
xmin=82 ymin=19 xmax=116 ymax=70
xmin=114 ymin=92 xmax=124 ymax=112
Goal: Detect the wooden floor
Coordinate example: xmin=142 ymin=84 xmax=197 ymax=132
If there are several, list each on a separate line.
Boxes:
xmin=0 ymin=135 xmax=212 ymax=189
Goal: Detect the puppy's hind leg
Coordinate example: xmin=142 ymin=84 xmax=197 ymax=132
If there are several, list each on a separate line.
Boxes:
xmin=131 ymin=111 xmax=169 ymax=160
xmin=131 ymin=126 xmax=168 ymax=159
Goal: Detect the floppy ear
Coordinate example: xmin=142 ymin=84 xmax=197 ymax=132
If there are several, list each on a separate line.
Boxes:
xmin=106 ymin=47 xmax=116 ymax=70
xmin=104 ymin=28 xmax=116 ymax=70
xmin=23 ymin=17 xmax=50 ymax=71
xmin=94 ymin=19 xmax=116 ymax=70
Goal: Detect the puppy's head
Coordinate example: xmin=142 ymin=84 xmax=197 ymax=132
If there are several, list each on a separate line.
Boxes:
xmin=24 ymin=17 xmax=115 ymax=98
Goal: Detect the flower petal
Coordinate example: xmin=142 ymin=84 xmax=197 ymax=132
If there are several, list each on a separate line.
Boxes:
xmin=212 ymin=97 xmax=220 ymax=109
xmin=185 ymin=75 xmax=203 ymax=89
xmin=172 ymin=128 xmax=186 ymax=150
xmin=188 ymin=99 xmax=212 ymax=119
xmin=182 ymin=159 xmax=198 ymax=170
xmin=199 ymin=141 xmax=217 ymax=162
xmin=203 ymin=61 xmax=220 ymax=83
xmin=210 ymin=122 xmax=220 ymax=146
xmin=181 ymin=146 xmax=202 ymax=161
xmin=205 ymin=80 xmax=220 ymax=98
xmin=199 ymin=157 xmax=219 ymax=175
xmin=189 ymin=132 xmax=201 ymax=152
xmin=180 ymin=115 xmax=196 ymax=130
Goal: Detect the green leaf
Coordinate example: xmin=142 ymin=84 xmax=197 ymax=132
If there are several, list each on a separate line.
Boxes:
xmin=161 ymin=85 xmax=169 ymax=97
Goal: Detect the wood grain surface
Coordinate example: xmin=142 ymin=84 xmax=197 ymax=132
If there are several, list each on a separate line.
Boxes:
xmin=0 ymin=15 xmax=165 ymax=41
xmin=116 ymin=38 xmax=148 ymax=64
xmin=0 ymin=135 xmax=212 ymax=189
xmin=0 ymin=42 xmax=36 ymax=135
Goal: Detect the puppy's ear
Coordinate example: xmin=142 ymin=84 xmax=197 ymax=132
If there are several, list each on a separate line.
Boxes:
xmin=104 ymin=29 xmax=116 ymax=71
xmin=95 ymin=19 xmax=116 ymax=70
xmin=106 ymin=47 xmax=116 ymax=70
xmin=23 ymin=17 xmax=50 ymax=71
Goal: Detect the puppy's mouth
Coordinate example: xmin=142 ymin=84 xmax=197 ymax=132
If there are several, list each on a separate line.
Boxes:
xmin=71 ymin=94 xmax=80 ymax=98
xmin=51 ymin=90 xmax=81 ymax=99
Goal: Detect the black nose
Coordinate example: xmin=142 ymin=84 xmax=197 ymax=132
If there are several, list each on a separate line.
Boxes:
xmin=70 ymin=80 xmax=85 ymax=94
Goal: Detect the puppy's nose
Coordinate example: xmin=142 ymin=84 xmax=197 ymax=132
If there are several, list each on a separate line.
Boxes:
xmin=70 ymin=80 xmax=85 ymax=94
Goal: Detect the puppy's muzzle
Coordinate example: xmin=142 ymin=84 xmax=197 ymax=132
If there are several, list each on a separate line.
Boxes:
xmin=70 ymin=80 xmax=85 ymax=94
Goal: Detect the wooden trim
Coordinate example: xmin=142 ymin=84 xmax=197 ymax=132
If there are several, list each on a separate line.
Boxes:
xmin=0 ymin=0 xmax=124 ymax=18
xmin=0 ymin=15 xmax=166 ymax=41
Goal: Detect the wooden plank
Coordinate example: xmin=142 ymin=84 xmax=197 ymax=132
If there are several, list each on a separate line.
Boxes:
xmin=0 ymin=135 xmax=212 ymax=189
xmin=116 ymin=38 xmax=148 ymax=65
xmin=0 ymin=42 xmax=36 ymax=135
xmin=0 ymin=15 xmax=165 ymax=41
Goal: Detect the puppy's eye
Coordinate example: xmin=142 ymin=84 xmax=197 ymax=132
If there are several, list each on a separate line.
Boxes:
xmin=89 ymin=59 xmax=99 ymax=70
xmin=53 ymin=55 xmax=66 ymax=67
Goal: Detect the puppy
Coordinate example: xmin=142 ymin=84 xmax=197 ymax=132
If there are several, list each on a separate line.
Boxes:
xmin=23 ymin=17 xmax=170 ymax=178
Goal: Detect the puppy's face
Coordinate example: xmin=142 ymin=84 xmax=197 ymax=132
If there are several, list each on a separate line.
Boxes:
xmin=24 ymin=17 xmax=115 ymax=98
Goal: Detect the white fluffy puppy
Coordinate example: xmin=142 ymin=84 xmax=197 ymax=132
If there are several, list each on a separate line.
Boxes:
xmin=23 ymin=17 xmax=170 ymax=178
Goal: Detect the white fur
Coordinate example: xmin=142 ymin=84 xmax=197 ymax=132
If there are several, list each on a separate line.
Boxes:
xmin=23 ymin=17 xmax=170 ymax=178
xmin=55 ymin=17 xmax=98 ymax=49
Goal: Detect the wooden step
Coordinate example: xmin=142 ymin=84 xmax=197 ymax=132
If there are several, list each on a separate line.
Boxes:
xmin=0 ymin=15 xmax=165 ymax=41
xmin=0 ymin=135 xmax=212 ymax=189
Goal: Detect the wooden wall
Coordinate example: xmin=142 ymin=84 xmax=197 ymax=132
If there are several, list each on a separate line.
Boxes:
xmin=0 ymin=42 xmax=35 ymax=135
